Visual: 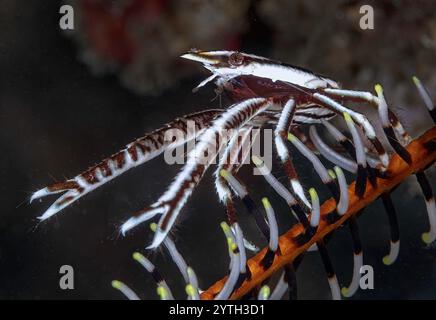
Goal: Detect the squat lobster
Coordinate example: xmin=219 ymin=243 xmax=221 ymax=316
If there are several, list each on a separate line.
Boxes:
xmin=31 ymin=49 xmax=422 ymax=254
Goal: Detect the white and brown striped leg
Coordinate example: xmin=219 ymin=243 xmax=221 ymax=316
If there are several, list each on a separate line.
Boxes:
xmin=123 ymin=98 xmax=274 ymax=249
xmin=323 ymin=87 xmax=411 ymax=145
xmin=32 ymin=109 xmax=222 ymax=221
xmin=274 ymin=99 xmax=311 ymax=208
xmin=313 ymin=93 xmax=390 ymax=170
xmin=215 ymin=126 xmax=253 ymax=225
xmin=214 ymin=127 xmax=253 ymax=280
xmin=323 ymin=85 xmax=412 ymax=164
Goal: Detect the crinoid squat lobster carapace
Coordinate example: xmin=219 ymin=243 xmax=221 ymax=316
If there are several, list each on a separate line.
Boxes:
xmin=31 ymin=50 xmax=436 ymax=300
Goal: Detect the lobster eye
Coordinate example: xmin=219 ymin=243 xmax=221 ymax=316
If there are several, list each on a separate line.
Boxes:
xmin=228 ymin=52 xmax=244 ymax=67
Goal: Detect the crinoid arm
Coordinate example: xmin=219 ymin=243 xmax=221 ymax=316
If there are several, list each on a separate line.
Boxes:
xmin=31 ymin=109 xmax=222 ymax=221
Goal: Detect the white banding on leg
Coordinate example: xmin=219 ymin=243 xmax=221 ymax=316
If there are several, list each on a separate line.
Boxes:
xmin=274 ymin=99 xmax=311 ymax=208
xmin=123 ymin=98 xmax=272 ymax=249
xmin=314 ymin=93 xmax=389 ymax=168
xmin=34 ymin=109 xmax=221 ymax=221
xmin=37 ymin=190 xmax=81 ymax=221
xmin=215 ymin=128 xmax=245 ymax=203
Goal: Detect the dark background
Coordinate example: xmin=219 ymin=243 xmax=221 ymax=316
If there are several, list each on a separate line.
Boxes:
xmin=0 ymin=0 xmax=435 ymax=299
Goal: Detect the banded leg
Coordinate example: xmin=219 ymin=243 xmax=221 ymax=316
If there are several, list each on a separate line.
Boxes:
xmin=32 ymin=109 xmax=222 ymax=221
xmin=323 ymin=87 xmax=411 ymax=144
xmin=274 ymin=99 xmax=311 ymax=208
xmin=313 ymin=92 xmax=390 ymax=169
xmin=123 ymin=98 xmax=274 ymax=249
xmin=214 ymin=127 xmax=254 ymax=280
xmin=374 ymin=85 xmax=411 ymax=164
xmin=322 ymin=119 xmax=385 ymax=182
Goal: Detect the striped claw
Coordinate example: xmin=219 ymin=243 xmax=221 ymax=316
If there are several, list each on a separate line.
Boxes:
xmin=32 ymin=109 xmax=220 ymax=223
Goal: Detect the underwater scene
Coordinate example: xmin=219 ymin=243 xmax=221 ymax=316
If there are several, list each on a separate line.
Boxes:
xmin=1 ymin=0 xmax=435 ymax=303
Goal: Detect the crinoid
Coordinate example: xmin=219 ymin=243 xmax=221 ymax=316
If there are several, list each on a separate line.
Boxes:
xmin=31 ymin=51 xmax=435 ymax=300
